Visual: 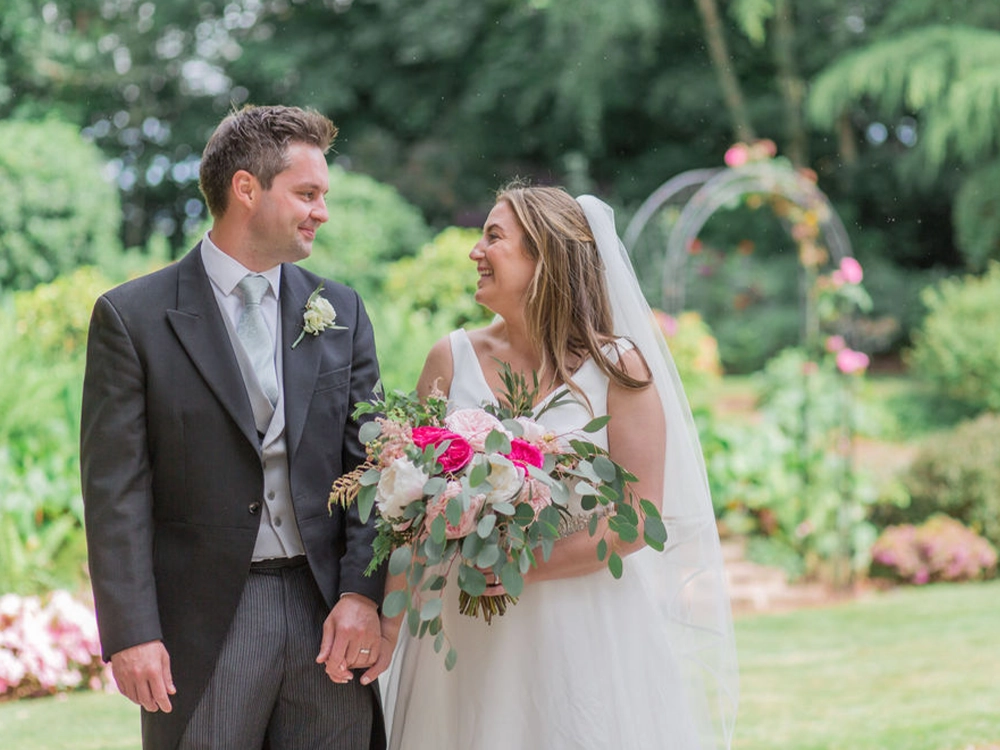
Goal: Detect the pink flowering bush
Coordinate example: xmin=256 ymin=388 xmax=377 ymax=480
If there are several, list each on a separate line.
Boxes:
xmin=871 ymin=515 xmax=998 ymax=585
xmin=0 ymin=590 xmax=112 ymax=701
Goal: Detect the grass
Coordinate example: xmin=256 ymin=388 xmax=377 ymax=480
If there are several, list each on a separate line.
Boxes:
xmin=3 ymin=581 xmax=998 ymax=749
xmin=734 ymin=580 xmax=1000 ymax=750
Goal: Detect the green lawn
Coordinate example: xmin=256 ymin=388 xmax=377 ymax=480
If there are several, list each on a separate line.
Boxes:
xmin=3 ymin=581 xmax=998 ymax=749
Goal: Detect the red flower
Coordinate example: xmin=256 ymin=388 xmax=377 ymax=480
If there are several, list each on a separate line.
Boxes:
xmin=505 ymin=438 xmax=544 ymax=471
xmin=411 ymin=426 xmax=474 ymax=473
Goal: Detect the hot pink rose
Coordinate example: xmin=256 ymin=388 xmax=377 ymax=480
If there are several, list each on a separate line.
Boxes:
xmin=836 ymin=348 xmax=870 ymax=375
xmin=505 ymin=438 xmax=544 ymax=471
xmin=839 ymin=257 xmax=864 ymax=285
xmin=411 ymin=426 xmax=473 ymax=473
xmin=425 ymin=481 xmax=485 ymax=539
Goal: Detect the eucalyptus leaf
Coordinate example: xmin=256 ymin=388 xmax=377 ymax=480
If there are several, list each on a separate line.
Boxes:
xmin=382 ymin=589 xmax=408 ymax=618
xmin=359 ymin=420 xmax=382 ymax=444
xmin=445 ymin=647 xmax=458 ymax=670
xmin=500 ymin=561 xmax=524 ymax=597
xmin=644 ymin=516 xmax=668 ymax=549
xmin=484 ymin=429 xmax=512 ymax=454
xmin=430 ymin=514 xmax=446 ymax=545
xmin=592 ymin=455 xmax=618 ymax=482
xmin=423 ymin=476 xmax=447 ymax=497
xmin=458 ymin=564 xmax=487 ymax=596
xmin=462 ymin=533 xmax=484 ymax=559
xmin=446 ymin=495 xmax=464 ymax=526
xmin=477 ymin=513 xmax=497 ymax=538
xmin=608 ymin=552 xmax=624 ymax=579
xmin=502 ymin=418 xmax=524 ymax=436
xmin=491 ymin=501 xmax=516 ymax=515
xmin=407 ymin=606 xmax=420 ymax=636
xmin=582 ymin=415 xmax=611 ymax=433
xmin=434 ymin=632 xmax=444 ymax=653
xmin=359 ymin=467 xmax=382 ymax=486
xmin=388 ymin=545 xmax=412 ymax=576
xmin=574 ymin=480 xmax=600 ymax=496
xmin=357 ymin=484 xmax=376 ymax=524
xmin=469 ymin=462 xmax=489 ymax=488
xmin=596 ymin=538 xmax=608 ymax=561
xmin=420 ymin=597 xmax=443 ymax=621
xmin=423 ymin=574 xmax=447 ymax=591
xmin=476 ymin=544 xmax=501 ymax=569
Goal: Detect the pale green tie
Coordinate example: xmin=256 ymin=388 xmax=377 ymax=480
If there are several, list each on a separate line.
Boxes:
xmin=237 ymin=274 xmax=279 ymax=405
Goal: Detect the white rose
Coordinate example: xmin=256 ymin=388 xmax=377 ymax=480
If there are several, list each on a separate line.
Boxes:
xmin=480 ymin=454 xmax=524 ymax=504
xmin=376 ymin=458 xmax=428 ymax=519
xmin=303 ymin=296 xmax=337 ymax=334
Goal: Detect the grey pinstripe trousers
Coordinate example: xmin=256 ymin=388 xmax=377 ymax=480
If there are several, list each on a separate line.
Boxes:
xmin=177 ymin=562 xmax=379 ymax=749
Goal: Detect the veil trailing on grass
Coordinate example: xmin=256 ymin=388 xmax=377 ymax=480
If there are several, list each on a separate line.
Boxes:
xmin=577 ymin=194 xmax=739 ymax=750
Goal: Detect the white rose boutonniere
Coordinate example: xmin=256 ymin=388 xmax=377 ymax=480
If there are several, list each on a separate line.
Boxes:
xmin=292 ymin=283 xmax=346 ymax=348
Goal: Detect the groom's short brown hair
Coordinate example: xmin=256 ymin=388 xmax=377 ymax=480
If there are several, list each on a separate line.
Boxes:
xmin=199 ymin=104 xmax=337 ymax=218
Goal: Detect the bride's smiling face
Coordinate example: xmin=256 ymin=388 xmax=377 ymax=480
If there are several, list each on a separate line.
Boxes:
xmin=470 ymin=200 xmax=538 ymax=315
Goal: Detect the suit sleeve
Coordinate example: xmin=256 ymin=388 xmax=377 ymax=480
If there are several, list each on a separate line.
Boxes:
xmin=336 ymin=292 xmax=387 ymax=605
xmin=80 ymin=295 xmax=162 ymax=660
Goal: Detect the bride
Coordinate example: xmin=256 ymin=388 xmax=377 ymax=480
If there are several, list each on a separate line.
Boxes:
xmin=364 ymin=185 xmax=738 ymax=749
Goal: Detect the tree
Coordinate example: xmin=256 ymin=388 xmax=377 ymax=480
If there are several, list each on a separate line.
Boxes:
xmin=0 ymin=119 xmax=122 ymax=290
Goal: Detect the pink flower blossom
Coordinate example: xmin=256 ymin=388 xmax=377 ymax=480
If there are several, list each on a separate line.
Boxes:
xmin=839 ymin=257 xmax=863 ymax=284
xmin=505 ymin=438 xmax=544 ymax=471
xmin=654 ymin=311 xmax=678 ymax=338
xmin=836 ymin=348 xmax=870 ymax=375
xmin=724 ymin=143 xmax=749 ymax=168
xmin=825 ymin=335 xmax=846 ymax=353
xmin=518 ymin=476 xmax=553 ymax=517
xmin=411 ymin=426 xmax=474 ymax=473
xmin=445 ymin=408 xmax=510 ymax=452
xmin=425 ymin=481 xmax=485 ymax=539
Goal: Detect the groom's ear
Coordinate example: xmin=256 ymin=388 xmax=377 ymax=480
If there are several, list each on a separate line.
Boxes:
xmin=231 ymin=169 xmax=260 ymax=211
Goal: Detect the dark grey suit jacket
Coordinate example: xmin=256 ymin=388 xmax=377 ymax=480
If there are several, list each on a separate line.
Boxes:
xmin=81 ymin=246 xmax=386 ymax=749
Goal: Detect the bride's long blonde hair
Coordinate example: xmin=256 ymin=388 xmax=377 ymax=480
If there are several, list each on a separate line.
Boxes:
xmin=495 ymin=183 xmax=651 ymax=395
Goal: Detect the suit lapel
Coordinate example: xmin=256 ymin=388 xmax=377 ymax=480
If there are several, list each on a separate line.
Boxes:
xmin=280 ymin=265 xmax=323 ymax=461
xmin=166 ymin=247 xmax=260 ymax=449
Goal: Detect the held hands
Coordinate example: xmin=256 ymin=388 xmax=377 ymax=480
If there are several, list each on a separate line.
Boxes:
xmin=110 ymin=640 xmax=176 ymax=713
xmin=316 ymin=593 xmax=385 ymax=686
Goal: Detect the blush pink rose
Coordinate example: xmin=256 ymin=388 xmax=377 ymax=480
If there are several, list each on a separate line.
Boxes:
xmin=825 ymin=335 xmax=846 ymax=353
xmin=425 ymin=481 xmax=485 ymax=539
xmin=411 ymin=426 xmax=474 ymax=473
xmin=505 ymin=438 xmax=544 ymax=471
xmin=836 ymin=348 xmax=870 ymax=375
xmin=445 ymin=408 xmax=510 ymax=452
xmin=839 ymin=257 xmax=864 ymax=285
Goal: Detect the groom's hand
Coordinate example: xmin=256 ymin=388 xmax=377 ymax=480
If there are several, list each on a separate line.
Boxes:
xmin=110 ymin=640 xmax=176 ymax=713
xmin=316 ymin=593 xmax=380 ymax=684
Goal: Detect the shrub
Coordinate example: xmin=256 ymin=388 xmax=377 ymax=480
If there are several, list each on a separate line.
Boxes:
xmin=0 ymin=591 xmax=111 ymax=700
xmin=870 ymin=515 xmax=998 ymax=585
xmin=907 ymin=263 xmax=1000 ymax=413
xmin=300 ymin=165 xmax=432 ymax=299
xmin=654 ymin=310 xmax=723 ymax=387
xmin=891 ymin=412 xmax=1000 ymax=546
xmin=382 ymin=227 xmax=492 ymax=332
xmin=0 ymin=119 xmax=123 ymax=290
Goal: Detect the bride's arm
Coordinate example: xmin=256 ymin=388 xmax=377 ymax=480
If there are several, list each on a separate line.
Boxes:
xmin=522 ymin=348 xmax=666 ymax=585
xmin=415 ymin=335 xmax=454 ymax=399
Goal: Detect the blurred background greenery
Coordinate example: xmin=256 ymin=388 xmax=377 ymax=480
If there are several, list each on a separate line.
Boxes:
xmin=2 ymin=1 xmax=1000 ymax=743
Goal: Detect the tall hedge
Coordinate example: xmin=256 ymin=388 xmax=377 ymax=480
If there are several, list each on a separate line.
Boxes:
xmin=0 ymin=119 xmax=123 ymax=290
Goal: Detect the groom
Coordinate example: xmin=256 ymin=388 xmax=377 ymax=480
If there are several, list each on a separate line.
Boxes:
xmin=81 ymin=105 xmax=387 ymax=749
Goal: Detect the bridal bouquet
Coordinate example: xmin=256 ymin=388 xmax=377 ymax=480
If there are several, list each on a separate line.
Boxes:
xmin=330 ymin=367 xmax=666 ymax=668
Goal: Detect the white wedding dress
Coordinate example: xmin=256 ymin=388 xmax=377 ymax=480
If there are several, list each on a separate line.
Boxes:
xmin=382 ymin=329 xmax=707 ymax=750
